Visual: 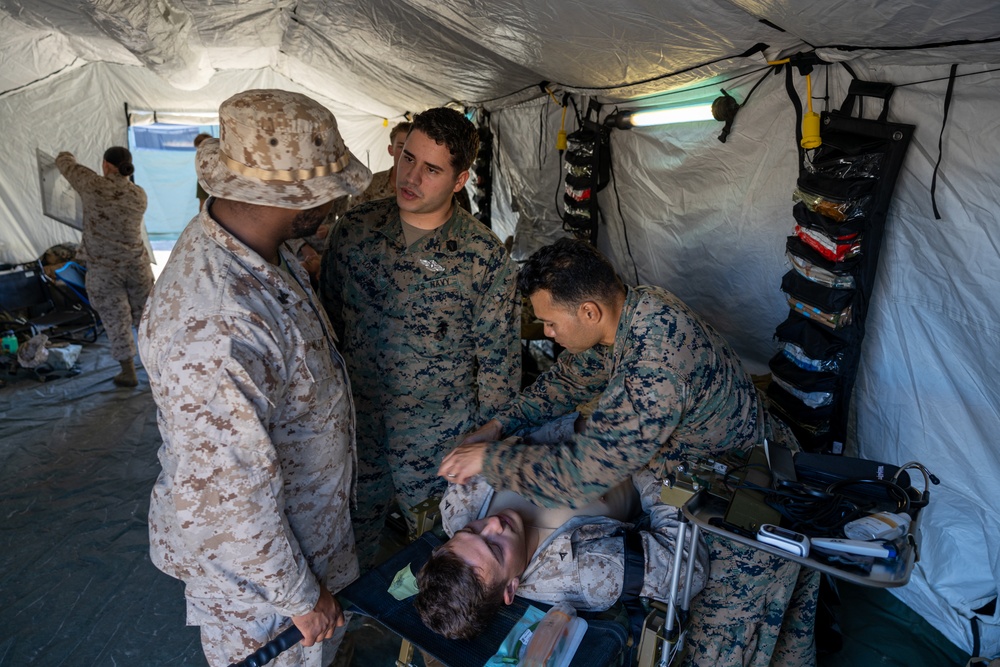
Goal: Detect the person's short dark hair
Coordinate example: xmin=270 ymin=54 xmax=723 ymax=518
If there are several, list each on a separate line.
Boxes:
xmin=411 ymin=108 xmax=478 ymax=174
xmin=389 ymin=121 xmax=412 ymax=144
xmin=414 ymin=546 xmax=506 ymax=640
xmin=103 ymin=146 xmax=135 ymax=177
xmin=519 ymin=237 xmax=625 ymax=308
xmin=193 ymin=132 xmax=213 ymax=148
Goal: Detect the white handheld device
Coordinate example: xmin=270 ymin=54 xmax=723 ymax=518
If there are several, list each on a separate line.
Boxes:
xmin=810 ymin=537 xmax=897 ymax=558
xmin=757 ymin=524 xmax=810 ymax=557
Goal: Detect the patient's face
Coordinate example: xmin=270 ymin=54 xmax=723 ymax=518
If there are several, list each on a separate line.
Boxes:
xmin=448 ymin=509 xmax=528 ymax=589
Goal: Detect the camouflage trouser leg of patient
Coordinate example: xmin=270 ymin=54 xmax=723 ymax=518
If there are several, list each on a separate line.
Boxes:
xmin=681 ymin=533 xmax=818 ymax=667
xmin=85 ymin=263 xmax=153 ymax=361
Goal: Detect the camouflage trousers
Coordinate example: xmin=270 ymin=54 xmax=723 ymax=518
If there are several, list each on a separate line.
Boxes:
xmin=85 ymin=262 xmax=153 ymax=361
xmin=351 ymin=400 xmax=467 ymax=571
xmin=199 ymin=610 xmax=350 ymax=667
xmin=681 ymin=533 xmax=819 ymax=667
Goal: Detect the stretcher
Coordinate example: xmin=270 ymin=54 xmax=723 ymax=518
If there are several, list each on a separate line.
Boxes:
xmin=230 ymin=500 xmax=704 ymax=667
xmin=339 ymin=531 xmax=630 ymax=667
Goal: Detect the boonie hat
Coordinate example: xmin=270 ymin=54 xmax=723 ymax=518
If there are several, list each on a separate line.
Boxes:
xmin=197 ymin=89 xmax=371 ymax=210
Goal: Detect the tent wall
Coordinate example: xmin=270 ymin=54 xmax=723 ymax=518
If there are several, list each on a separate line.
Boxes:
xmin=0 ymin=62 xmax=392 ymax=265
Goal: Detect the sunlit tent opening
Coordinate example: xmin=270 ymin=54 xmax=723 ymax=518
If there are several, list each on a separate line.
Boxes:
xmin=127 ymin=109 xmax=218 ymax=274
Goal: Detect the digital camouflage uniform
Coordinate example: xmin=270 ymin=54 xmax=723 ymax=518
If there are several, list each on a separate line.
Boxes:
xmin=481 ymin=285 xmax=816 ymax=667
xmin=684 ymin=535 xmax=819 ymax=667
xmin=56 ymin=152 xmax=152 ymax=361
xmin=138 ymin=209 xmax=358 ymax=667
xmin=439 ymin=470 xmax=709 ymax=610
xmin=319 ymin=197 xmax=520 ymax=568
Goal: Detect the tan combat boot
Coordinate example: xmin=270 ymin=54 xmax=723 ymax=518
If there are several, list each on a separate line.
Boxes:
xmin=113 ymin=358 xmax=138 ymax=387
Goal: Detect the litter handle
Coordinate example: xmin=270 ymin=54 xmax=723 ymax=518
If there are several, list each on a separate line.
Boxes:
xmin=228 ymin=624 xmax=303 ymax=667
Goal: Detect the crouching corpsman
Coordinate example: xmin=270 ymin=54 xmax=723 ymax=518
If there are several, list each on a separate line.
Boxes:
xmin=439 ymin=238 xmax=819 ymax=666
xmin=138 ymin=89 xmax=371 ymax=667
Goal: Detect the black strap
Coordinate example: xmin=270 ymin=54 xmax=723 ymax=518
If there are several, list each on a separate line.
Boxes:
xmin=620 ymin=528 xmax=645 ymax=602
xmin=971 ymin=614 xmax=981 ymax=660
xmin=619 ymin=527 xmax=647 ymax=644
xmin=838 ymin=80 xmax=895 ymax=122
xmin=784 ymin=65 xmax=805 ymax=169
xmin=931 ymin=64 xmax=958 ymax=220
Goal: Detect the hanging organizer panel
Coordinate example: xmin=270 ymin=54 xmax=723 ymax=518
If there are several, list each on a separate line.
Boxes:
xmin=768 ymin=80 xmax=914 ymax=452
xmin=562 ymin=120 xmax=610 ymax=244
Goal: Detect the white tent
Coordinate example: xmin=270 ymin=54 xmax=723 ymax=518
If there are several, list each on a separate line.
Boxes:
xmin=1 ymin=1 xmax=998 ymax=658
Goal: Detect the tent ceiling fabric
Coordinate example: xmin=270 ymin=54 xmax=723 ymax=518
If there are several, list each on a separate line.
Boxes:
xmin=4 ymin=0 xmax=996 ymax=108
xmin=2 ymin=0 xmax=1000 ymax=660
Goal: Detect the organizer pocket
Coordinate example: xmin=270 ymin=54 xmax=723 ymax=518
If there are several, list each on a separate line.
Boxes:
xmin=786 ymin=237 xmax=856 ymax=290
xmin=779 ymin=341 xmax=842 ymax=373
xmin=793 ymin=201 xmax=864 ymax=239
xmin=775 ymin=311 xmax=852 ymax=359
xmin=807 ymin=150 xmax=885 ymax=180
xmin=787 ymin=298 xmax=852 ymax=329
xmin=771 ymin=375 xmax=833 ymax=409
xmin=793 ymin=174 xmax=875 ymax=223
xmin=786 ymin=236 xmax=859 ymax=273
xmin=795 ymin=225 xmax=862 ymax=262
xmin=814 ymin=128 xmax=888 ymax=159
xmin=767 ymin=382 xmax=834 ymax=423
xmin=781 ymin=271 xmax=855 ymax=313
xmin=565 ymin=171 xmax=594 ymax=188
xmin=769 ymin=351 xmax=839 ymax=393
xmin=564 ymin=184 xmax=592 ymax=203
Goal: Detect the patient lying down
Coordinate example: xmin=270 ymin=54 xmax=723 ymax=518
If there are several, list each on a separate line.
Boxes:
xmin=414 ymin=469 xmax=708 ymax=639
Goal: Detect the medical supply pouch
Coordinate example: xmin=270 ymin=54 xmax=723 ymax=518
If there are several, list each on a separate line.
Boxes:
xmin=775 ymin=311 xmax=852 ymax=359
xmin=782 ymin=271 xmax=855 ymax=329
xmin=771 ymin=375 xmax=833 ymax=409
xmin=792 ymin=185 xmax=870 ymax=224
xmin=787 ymin=297 xmax=852 ymax=329
xmin=766 ymin=381 xmax=834 ymax=424
xmin=792 ymin=201 xmax=865 ymax=241
xmin=781 ymin=270 xmax=855 ymax=314
xmin=769 ymin=351 xmax=837 ymax=408
xmin=806 ymin=149 xmax=885 ymax=180
xmin=787 ymin=250 xmax=855 ymax=290
xmin=779 ymin=341 xmax=841 ymax=373
xmin=794 ymin=224 xmax=861 ymax=262
xmin=786 ymin=236 xmax=856 ymax=289
xmin=769 ymin=351 xmax=838 ymax=394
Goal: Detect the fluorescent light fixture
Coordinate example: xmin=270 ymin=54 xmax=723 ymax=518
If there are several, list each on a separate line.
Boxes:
xmin=604 ymin=103 xmax=716 ymax=130
xmin=630 ymin=104 xmax=715 ymax=126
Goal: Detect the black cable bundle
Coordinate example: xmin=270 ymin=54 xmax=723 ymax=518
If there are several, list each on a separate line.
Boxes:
xmin=765 ymin=486 xmax=864 ymax=536
xmin=473 ymin=119 xmax=494 ymax=228
xmin=724 ymin=461 xmax=914 ymax=537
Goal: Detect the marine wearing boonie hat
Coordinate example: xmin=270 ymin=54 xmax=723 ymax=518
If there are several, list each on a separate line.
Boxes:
xmin=197 ymin=89 xmax=371 ymax=210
